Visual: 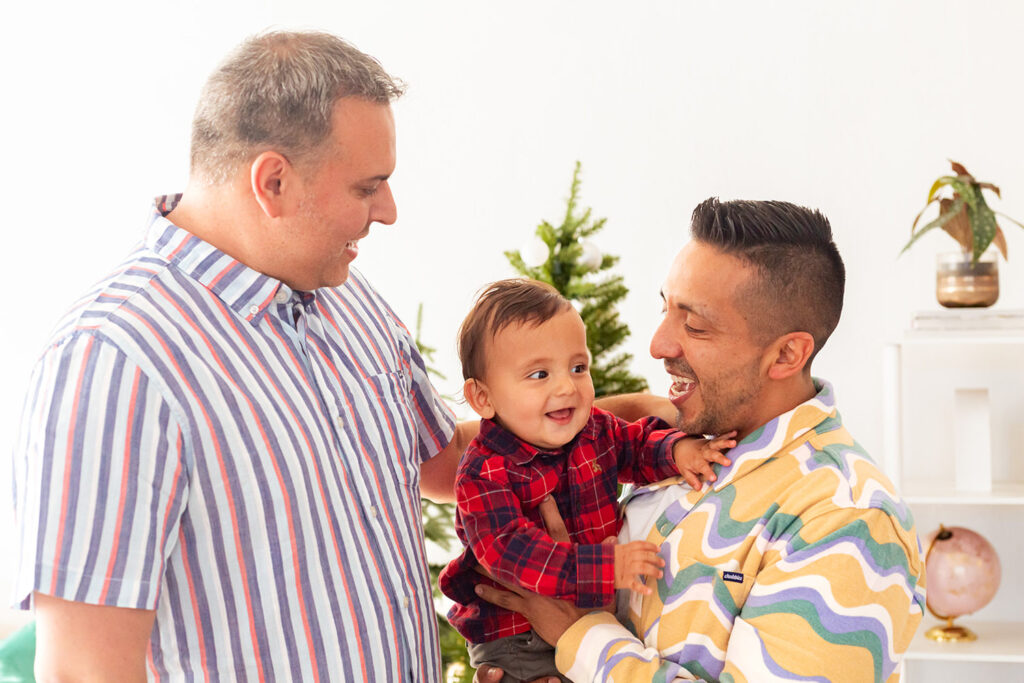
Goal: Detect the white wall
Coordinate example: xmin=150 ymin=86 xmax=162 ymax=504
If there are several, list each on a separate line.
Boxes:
xmin=3 ymin=0 xmax=1023 ymax=660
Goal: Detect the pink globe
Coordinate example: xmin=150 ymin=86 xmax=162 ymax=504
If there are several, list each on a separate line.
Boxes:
xmin=924 ymin=525 xmax=1001 ymax=618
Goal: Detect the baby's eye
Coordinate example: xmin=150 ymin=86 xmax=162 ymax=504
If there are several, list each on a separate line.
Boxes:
xmin=571 ymin=363 xmax=588 ymax=374
xmin=528 ymin=370 xmax=548 ymax=380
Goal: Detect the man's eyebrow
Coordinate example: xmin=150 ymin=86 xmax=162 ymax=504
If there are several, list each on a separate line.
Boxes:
xmin=660 ymin=289 xmax=708 ymax=318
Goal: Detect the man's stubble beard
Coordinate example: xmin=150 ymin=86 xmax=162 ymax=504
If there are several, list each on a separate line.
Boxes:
xmin=676 ymin=362 xmax=762 ymax=437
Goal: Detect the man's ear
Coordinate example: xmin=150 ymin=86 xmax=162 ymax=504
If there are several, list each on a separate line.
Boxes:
xmin=463 ymin=378 xmax=496 ymax=420
xmin=250 ymin=151 xmax=295 ymax=219
xmin=765 ymin=332 xmax=815 ymax=380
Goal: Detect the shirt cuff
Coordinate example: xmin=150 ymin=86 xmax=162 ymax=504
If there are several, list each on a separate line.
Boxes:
xmin=657 ymin=430 xmax=689 ymax=480
xmin=555 ymin=611 xmax=629 ymax=681
xmin=574 ymin=542 xmax=616 ymax=608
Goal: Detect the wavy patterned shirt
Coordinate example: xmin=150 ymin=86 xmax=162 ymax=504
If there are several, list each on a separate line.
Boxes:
xmin=11 ymin=195 xmax=456 ymax=681
xmin=555 ymin=381 xmax=926 ymax=683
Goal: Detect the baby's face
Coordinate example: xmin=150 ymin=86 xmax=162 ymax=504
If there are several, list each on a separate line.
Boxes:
xmin=478 ymin=308 xmax=595 ymax=450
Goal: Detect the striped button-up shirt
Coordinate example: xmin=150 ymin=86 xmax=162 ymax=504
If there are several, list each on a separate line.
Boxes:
xmin=12 ymin=195 xmax=456 ymax=681
xmin=555 ymin=381 xmax=926 ymax=683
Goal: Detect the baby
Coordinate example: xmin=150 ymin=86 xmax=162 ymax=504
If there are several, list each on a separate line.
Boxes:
xmin=439 ymin=279 xmax=734 ymax=682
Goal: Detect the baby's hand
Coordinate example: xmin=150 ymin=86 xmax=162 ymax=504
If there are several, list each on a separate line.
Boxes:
xmin=673 ymin=431 xmax=736 ymax=489
xmin=614 ymin=541 xmax=664 ymax=595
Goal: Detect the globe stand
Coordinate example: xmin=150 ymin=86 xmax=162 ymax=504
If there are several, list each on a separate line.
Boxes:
xmin=925 ymin=617 xmax=977 ymax=643
xmin=923 ymin=523 xmax=1001 ymax=645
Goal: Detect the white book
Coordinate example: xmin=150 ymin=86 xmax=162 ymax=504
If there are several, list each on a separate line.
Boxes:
xmin=911 ymin=309 xmax=1024 ymax=331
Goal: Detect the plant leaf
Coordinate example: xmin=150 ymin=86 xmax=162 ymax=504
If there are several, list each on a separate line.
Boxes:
xmin=978 ymin=182 xmax=1001 ymax=198
xmin=996 ymin=211 xmax=1024 ymax=230
xmin=993 ymin=226 xmax=1008 ymax=260
xmin=939 ymin=198 xmax=972 ymax=252
xmin=900 ymin=198 xmax=966 ymax=256
xmin=967 ymin=194 xmax=999 ymax=261
xmin=949 ymin=160 xmax=971 ymax=177
xmin=911 ymin=196 xmax=941 ymax=232
xmin=927 ymin=176 xmax=956 ymax=202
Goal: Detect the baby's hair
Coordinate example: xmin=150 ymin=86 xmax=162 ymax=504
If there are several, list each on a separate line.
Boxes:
xmin=458 ymin=279 xmax=573 ymax=381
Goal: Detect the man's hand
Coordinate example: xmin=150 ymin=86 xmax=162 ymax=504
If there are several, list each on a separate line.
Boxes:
xmin=672 ymin=431 xmax=735 ymax=489
xmin=472 ymin=664 xmax=562 ymax=683
xmin=474 ymin=577 xmax=596 ymax=648
xmin=471 ymin=497 xmax=609 ymax=682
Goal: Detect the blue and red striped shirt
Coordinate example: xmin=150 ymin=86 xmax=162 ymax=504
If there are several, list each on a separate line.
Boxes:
xmin=11 ymin=195 xmax=456 ymax=681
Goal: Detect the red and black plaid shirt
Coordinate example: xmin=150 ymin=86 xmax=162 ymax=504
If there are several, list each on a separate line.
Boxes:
xmin=439 ymin=406 xmax=684 ymax=643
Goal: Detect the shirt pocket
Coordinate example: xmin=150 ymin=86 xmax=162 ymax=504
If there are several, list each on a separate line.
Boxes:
xmin=365 ymin=369 xmax=411 ymax=408
xmin=361 ymin=370 xmax=419 ymax=487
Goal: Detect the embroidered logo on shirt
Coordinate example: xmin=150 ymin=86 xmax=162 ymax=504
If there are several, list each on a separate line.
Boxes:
xmin=723 ymin=571 xmax=744 ymax=584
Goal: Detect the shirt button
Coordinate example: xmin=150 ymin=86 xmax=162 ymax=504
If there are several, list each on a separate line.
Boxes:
xmin=248 ymin=305 xmax=259 ymax=317
xmin=336 ymin=415 xmax=345 ymax=430
xmin=402 ymin=596 xmax=410 ymax=608
xmin=369 ymin=505 xmax=378 ymax=518
xmin=274 ymin=290 xmax=289 ymax=304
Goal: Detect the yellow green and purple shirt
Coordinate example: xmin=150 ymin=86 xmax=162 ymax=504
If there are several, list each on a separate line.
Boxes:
xmin=555 ymin=381 xmax=925 ymax=683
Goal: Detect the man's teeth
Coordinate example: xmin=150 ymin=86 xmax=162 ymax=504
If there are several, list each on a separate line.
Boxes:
xmin=669 ymin=376 xmax=695 ymax=398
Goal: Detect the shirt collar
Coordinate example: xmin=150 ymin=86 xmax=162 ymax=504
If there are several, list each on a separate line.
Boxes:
xmin=146 ymin=194 xmax=289 ymax=324
xmin=476 ymin=409 xmax=598 ymax=466
xmin=623 ymin=379 xmax=839 ymax=506
xmin=707 ymin=378 xmax=839 ymax=491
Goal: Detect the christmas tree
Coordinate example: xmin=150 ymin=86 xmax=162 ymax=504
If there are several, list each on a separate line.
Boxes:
xmin=505 ymin=161 xmax=648 ymax=397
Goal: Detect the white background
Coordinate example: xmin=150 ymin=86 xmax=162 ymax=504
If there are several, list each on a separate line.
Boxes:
xmin=2 ymin=1 xmax=1022 ymax=676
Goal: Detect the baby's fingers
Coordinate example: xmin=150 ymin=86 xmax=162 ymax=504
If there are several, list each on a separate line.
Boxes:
xmin=626 ymin=554 xmax=664 ymax=580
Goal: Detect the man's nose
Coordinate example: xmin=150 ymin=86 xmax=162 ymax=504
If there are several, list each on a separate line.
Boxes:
xmin=372 ymin=181 xmax=397 ymax=225
xmin=650 ymin=318 xmax=681 ymax=360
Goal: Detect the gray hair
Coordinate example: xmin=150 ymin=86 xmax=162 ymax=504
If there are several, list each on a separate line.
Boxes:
xmin=190 ymin=30 xmax=405 ymax=183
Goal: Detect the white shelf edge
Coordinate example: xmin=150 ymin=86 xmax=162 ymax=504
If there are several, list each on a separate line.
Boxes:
xmin=905 ymin=619 xmax=1024 ymax=663
xmin=901 ymin=483 xmax=1024 ymax=506
xmin=900 ymin=332 xmax=1024 ymax=344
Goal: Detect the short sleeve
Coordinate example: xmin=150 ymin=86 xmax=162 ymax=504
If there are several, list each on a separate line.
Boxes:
xmin=11 ymin=332 xmax=188 ymax=611
xmin=391 ymin=316 xmax=456 ymax=463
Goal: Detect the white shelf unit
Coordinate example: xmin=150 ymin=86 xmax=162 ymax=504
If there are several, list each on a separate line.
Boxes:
xmin=883 ymin=328 xmax=1024 ymax=682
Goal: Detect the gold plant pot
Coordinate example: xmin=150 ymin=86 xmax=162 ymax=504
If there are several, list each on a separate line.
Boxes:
xmin=936 ymin=251 xmax=999 ymax=308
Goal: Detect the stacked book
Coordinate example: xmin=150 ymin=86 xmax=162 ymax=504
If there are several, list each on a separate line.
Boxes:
xmin=911 ymin=309 xmax=1024 ymax=332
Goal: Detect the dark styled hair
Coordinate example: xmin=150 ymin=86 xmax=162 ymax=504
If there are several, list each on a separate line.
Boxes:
xmin=458 ymin=279 xmax=574 ymax=381
xmin=690 ymin=197 xmax=846 ymax=362
xmin=190 ymin=30 xmax=405 ymax=183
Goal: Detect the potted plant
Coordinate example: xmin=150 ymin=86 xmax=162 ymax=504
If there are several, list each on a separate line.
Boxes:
xmin=902 ymin=161 xmax=1024 ymax=307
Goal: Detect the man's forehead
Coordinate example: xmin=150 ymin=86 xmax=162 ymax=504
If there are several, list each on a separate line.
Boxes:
xmin=660 ymin=243 xmax=751 ymax=320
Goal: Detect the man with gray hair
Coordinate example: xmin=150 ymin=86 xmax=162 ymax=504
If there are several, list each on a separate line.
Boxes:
xmin=13 ymin=31 xmax=477 ymax=681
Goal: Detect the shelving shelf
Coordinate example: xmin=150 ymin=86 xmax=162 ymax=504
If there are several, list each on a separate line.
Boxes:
xmin=905 ymin=619 xmax=1024 ymax=664
xmin=883 ymin=320 xmax=1024 ymax=679
xmin=901 ymin=482 xmax=1024 ymax=506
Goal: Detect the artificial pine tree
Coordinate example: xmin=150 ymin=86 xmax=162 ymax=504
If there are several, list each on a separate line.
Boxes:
xmin=505 ymin=161 xmax=648 ymax=397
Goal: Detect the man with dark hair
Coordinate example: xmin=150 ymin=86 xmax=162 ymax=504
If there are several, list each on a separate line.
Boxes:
xmin=12 ymin=30 xmax=481 ymax=681
xmin=477 ymin=198 xmax=926 ymax=682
